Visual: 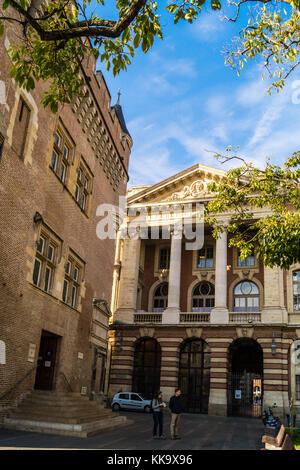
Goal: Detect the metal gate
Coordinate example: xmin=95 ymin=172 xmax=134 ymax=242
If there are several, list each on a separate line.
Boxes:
xmin=227 ymin=369 xmax=263 ymax=418
xmin=178 ymin=339 xmax=210 ymax=414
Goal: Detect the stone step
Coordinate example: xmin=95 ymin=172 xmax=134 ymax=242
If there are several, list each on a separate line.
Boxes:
xmin=8 ymin=409 xmax=113 ymax=424
xmin=9 ymin=405 xmax=111 ymax=415
xmin=18 ymin=400 xmax=106 ymax=412
xmin=24 ymin=395 xmax=91 ymax=404
xmin=3 ymin=415 xmax=132 ymax=438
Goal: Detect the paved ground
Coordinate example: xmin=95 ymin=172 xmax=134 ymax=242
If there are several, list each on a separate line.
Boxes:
xmin=0 ymin=411 xmax=264 ymax=450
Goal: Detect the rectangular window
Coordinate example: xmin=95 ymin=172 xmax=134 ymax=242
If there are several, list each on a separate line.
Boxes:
xmin=44 ymin=266 xmax=52 ymax=292
xmin=75 ymin=160 xmax=92 ymax=215
xmin=238 ymin=248 xmax=255 ymax=267
xmin=51 ymin=150 xmax=58 ymax=171
xmin=32 ymin=227 xmax=59 ymax=294
xmin=159 ymin=248 xmax=170 ymax=270
xmin=65 ymin=261 xmax=71 ymax=275
xmin=63 ymin=145 xmax=69 ymax=160
xmin=33 ymin=259 xmax=41 ymax=286
xmin=197 ymin=246 xmax=214 ymax=268
xmin=62 ymin=279 xmax=69 ymax=303
xmin=60 ymin=162 xmax=66 ymax=183
xmin=296 ymin=375 xmax=300 ymax=401
xmin=37 ymin=236 xmax=45 ymax=255
xmin=63 ymin=253 xmax=84 ymax=309
xmin=48 ymin=244 xmax=55 ymax=262
xmin=75 ymin=184 xmax=79 ymax=202
xmin=71 ymin=285 xmax=77 ymax=308
xmin=54 ymin=132 xmax=61 ymax=147
xmin=50 ymin=124 xmax=73 ymax=186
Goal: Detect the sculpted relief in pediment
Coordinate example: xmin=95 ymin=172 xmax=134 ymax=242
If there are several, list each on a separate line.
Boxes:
xmin=166 ymin=178 xmax=213 ymax=202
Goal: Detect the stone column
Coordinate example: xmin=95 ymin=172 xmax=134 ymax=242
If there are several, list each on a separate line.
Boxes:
xmin=258 ymin=336 xmax=290 ymax=420
xmin=116 ymin=237 xmax=141 ymax=323
xmin=210 ymin=229 xmax=229 ymax=324
xmin=159 ymin=339 xmax=181 ymax=402
xmin=261 ymin=266 xmax=288 ymax=323
xmin=162 ymin=232 xmax=182 ymax=324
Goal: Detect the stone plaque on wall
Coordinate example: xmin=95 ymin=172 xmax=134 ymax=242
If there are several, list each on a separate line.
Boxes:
xmin=27 ymin=343 xmax=36 ymax=363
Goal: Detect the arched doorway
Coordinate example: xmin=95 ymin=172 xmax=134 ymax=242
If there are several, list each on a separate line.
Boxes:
xmin=132 ymin=338 xmax=161 ymax=399
xmin=178 ymin=338 xmax=211 ymax=413
xmin=227 ymin=338 xmax=263 ymax=418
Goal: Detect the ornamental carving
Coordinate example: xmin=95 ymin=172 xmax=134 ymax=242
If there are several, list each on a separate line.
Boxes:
xmin=168 ymin=179 xmax=211 ymax=201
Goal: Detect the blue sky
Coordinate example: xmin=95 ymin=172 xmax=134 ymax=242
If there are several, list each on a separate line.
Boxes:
xmin=97 ymin=3 xmax=300 ymax=187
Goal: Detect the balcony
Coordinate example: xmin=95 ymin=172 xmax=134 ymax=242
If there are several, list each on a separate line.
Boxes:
xmin=180 ymin=313 xmax=210 ymax=323
xmin=133 ymin=309 xmax=262 ymax=325
xmin=229 ymin=312 xmax=261 ymax=323
xmin=134 ymin=312 xmax=162 ymax=323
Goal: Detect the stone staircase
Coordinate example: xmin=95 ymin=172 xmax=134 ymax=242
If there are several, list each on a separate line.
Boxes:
xmin=3 ymin=390 xmax=131 ymax=438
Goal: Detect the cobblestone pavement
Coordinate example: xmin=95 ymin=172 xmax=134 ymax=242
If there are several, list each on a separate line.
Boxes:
xmin=0 ymin=411 xmax=265 ymax=450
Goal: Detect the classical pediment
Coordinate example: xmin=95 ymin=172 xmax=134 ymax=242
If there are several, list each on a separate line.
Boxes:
xmin=127 ymin=164 xmax=227 ymax=206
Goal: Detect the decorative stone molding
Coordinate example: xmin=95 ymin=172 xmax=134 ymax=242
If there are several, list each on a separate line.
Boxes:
xmin=167 ymin=178 xmax=213 ymax=201
xmin=186 ymin=327 xmax=203 ymax=338
xmin=236 ymin=327 xmax=254 ymax=338
xmin=139 ymin=327 xmax=155 ymax=338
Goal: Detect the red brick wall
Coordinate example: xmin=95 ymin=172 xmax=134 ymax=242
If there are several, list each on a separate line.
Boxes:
xmin=0 ymin=9 xmax=131 ymax=416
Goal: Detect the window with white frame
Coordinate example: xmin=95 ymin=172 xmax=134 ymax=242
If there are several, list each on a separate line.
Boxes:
xmin=192 ymin=282 xmax=215 ymax=312
xmin=153 ymin=283 xmax=168 ymax=311
xmin=197 ymin=246 xmax=214 ymax=268
xmin=233 ymin=281 xmax=260 ymax=312
xmin=237 ymin=248 xmax=255 ymax=267
xmin=293 ymin=270 xmax=300 ymax=312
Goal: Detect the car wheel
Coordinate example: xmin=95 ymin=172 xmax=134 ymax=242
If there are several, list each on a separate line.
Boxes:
xmin=144 ymin=405 xmax=151 ymax=413
xmin=112 ymin=403 xmax=120 ymax=412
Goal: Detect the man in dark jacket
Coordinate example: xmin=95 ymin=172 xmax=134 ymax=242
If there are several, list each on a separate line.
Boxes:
xmin=169 ymin=389 xmax=182 ymax=440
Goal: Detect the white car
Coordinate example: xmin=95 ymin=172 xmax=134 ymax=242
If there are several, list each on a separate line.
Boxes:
xmin=111 ymin=392 xmax=152 ymax=413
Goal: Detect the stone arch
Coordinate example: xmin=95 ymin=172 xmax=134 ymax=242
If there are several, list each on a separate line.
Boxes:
xmin=132 ymin=337 xmax=161 ymax=398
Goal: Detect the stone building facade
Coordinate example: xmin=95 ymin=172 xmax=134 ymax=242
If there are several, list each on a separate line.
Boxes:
xmin=108 ymin=164 xmax=300 ymax=420
xmin=0 ymin=9 xmax=132 ymax=420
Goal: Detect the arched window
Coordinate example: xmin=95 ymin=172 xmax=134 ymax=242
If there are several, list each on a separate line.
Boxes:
xmin=234 ymin=281 xmax=259 ymax=312
xmin=132 ymin=338 xmax=161 ymax=399
xmin=192 ymin=281 xmax=215 ymax=312
xmin=153 ymin=282 xmax=168 ymax=312
xmin=293 ymin=270 xmax=300 ymax=312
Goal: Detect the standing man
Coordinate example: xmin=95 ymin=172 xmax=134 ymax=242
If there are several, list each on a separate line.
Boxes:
xmin=169 ymin=389 xmax=182 ymax=440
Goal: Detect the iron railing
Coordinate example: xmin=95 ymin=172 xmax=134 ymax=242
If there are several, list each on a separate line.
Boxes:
xmin=57 ymin=371 xmax=73 ymax=392
xmin=0 ymin=365 xmax=38 ymax=402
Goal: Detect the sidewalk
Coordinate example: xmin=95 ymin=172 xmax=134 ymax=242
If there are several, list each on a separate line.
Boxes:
xmin=0 ymin=412 xmax=264 ymax=450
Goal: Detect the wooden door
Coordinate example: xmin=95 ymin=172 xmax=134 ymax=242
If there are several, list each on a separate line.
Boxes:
xmin=34 ymin=333 xmax=58 ymax=390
